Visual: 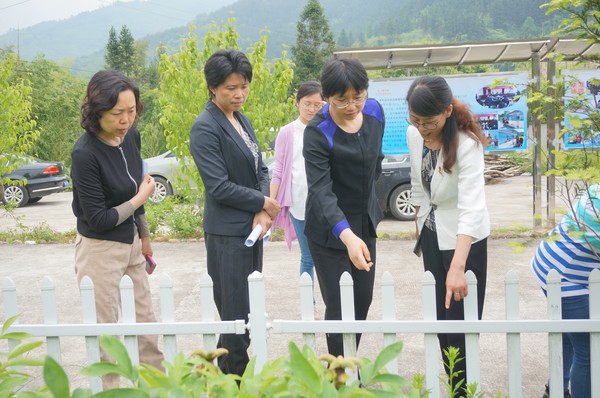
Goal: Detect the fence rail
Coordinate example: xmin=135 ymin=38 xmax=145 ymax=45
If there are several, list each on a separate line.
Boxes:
xmin=2 ymin=269 xmax=600 ymax=397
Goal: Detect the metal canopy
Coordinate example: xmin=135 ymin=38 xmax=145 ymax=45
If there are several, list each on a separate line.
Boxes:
xmin=333 ymin=37 xmax=600 ymax=69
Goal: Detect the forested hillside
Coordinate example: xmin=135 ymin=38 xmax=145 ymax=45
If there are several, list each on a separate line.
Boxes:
xmin=0 ymin=0 xmax=563 ymax=75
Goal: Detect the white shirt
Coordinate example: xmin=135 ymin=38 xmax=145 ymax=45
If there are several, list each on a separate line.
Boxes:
xmin=289 ymin=118 xmax=308 ymax=219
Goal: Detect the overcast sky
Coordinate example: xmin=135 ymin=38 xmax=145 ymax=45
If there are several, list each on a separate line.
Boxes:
xmin=0 ymin=0 xmax=134 ymax=35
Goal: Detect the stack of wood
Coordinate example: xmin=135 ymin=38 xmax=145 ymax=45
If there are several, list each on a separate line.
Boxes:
xmin=484 ymin=154 xmax=524 ymax=182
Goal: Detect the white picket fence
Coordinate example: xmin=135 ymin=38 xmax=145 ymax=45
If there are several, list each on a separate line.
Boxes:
xmin=2 ymin=269 xmax=600 ymax=397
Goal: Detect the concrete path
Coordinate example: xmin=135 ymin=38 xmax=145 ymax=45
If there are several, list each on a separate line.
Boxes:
xmin=0 ymin=175 xmax=570 ymax=396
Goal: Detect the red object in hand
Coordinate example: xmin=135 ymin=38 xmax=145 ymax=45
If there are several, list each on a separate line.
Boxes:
xmin=145 ymin=255 xmax=156 ymax=274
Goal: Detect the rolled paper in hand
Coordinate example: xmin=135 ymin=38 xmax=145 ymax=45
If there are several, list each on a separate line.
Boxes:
xmin=245 ymin=224 xmax=263 ymax=247
xmin=245 ymin=225 xmax=271 ymax=246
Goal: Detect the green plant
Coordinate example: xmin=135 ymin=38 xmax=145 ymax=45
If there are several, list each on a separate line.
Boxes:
xmin=0 ymin=315 xmax=44 ymax=396
xmin=144 ymin=196 xmax=203 ymax=239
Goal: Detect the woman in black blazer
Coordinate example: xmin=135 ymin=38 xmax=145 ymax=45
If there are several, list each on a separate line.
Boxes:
xmin=189 ymin=49 xmax=280 ymax=376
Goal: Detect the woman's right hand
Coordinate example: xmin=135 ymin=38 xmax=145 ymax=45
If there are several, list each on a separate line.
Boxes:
xmin=339 ymin=229 xmax=373 ymax=271
xmin=263 ymin=196 xmax=280 ymax=219
xmin=129 ymin=174 xmax=155 ymax=209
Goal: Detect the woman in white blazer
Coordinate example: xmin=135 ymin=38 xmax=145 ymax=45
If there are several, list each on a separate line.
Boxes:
xmin=406 ymin=75 xmax=490 ymax=395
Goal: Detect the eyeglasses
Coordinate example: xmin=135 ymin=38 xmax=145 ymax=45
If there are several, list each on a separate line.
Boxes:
xmin=299 ymin=101 xmax=323 ymax=111
xmin=330 ymin=95 xmax=367 ymax=109
xmin=406 ymin=118 xmax=439 ymax=131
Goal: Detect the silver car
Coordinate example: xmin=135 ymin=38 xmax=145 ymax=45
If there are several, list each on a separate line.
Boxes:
xmin=144 ymin=151 xmax=275 ymax=203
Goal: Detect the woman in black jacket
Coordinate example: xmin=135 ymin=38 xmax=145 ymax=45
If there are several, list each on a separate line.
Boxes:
xmin=71 ymin=70 xmax=163 ymax=389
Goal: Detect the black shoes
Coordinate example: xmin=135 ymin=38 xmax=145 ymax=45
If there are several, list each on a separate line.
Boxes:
xmin=542 ymin=384 xmax=572 ymax=398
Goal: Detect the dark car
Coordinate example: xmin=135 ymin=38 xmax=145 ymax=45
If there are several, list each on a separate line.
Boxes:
xmin=376 ymin=155 xmax=415 ymax=221
xmin=1 ymin=156 xmax=69 ymax=207
xmin=145 ymin=152 xmax=415 ymax=221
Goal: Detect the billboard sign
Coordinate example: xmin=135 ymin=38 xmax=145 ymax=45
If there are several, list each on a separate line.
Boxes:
xmin=561 ymin=69 xmax=600 ymax=149
xmin=369 ymin=72 xmax=529 ymax=155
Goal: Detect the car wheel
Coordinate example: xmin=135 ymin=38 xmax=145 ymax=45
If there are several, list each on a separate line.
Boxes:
xmin=2 ymin=184 xmax=30 ymax=207
xmin=389 ymin=184 xmax=415 ymax=221
xmin=149 ymin=176 xmax=172 ymax=203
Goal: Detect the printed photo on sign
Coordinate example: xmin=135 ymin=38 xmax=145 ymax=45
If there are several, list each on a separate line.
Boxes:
xmin=562 ymin=69 xmax=600 ymax=149
xmin=370 ymin=71 xmax=528 ymax=155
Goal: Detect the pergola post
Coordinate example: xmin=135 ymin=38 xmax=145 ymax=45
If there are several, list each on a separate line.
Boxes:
xmin=532 ymin=52 xmax=543 ymax=228
xmin=546 ymin=59 xmax=557 ymax=228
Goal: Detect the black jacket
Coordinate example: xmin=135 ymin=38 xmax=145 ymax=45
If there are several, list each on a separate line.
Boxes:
xmin=189 ymin=100 xmax=269 ymax=236
xmin=303 ymin=99 xmax=385 ymax=250
xmin=71 ymin=129 xmax=145 ymax=244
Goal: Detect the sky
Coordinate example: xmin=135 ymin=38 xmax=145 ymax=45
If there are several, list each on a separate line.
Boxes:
xmin=0 ymin=0 xmax=134 ymax=35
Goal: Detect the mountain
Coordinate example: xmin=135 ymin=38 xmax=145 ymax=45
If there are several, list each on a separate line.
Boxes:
xmin=0 ymin=0 xmax=236 ymax=63
xmin=0 ymin=0 xmax=562 ymax=75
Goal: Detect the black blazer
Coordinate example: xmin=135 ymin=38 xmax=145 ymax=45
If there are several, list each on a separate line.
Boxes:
xmin=190 ymin=100 xmax=269 ymax=236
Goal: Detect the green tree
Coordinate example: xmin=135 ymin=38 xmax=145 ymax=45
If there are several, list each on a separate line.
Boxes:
xmin=157 ymin=19 xmax=294 ymax=202
xmin=0 ymin=53 xmax=40 ymax=201
xmin=104 ymin=25 xmax=138 ymax=77
xmin=26 ymin=56 xmax=87 ymax=165
xmin=291 ymin=0 xmax=335 ymax=86
xmin=105 ymin=26 xmax=120 ymax=71
xmin=338 ymin=29 xmax=350 ymax=48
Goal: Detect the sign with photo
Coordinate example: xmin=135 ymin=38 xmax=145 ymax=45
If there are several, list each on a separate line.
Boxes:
xmin=370 ymin=72 xmax=529 ymax=155
xmin=561 ymin=69 xmax=600 ymax=149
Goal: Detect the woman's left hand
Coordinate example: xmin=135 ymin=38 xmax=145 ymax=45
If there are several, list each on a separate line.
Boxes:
xmin=445 ymin=264 xmax=467 ymax=309
xmin=141 ymin=236 xmax=153 ymax=257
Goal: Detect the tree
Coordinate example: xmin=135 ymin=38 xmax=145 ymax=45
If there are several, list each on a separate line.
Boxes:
xmin=26 ymin=56 xmax=86 ymax=166
xmin=338 ymin=29 xmax=350 ymax=48
xmin=291 ymin=0 xmax=335 ymax=86
xmin=104 ymin=25 xmax=138 ymax=77
xmin=157 ymin=19 xmax=295 ymax=202
xmin=0 ymin=53 xmax=40 ymax=202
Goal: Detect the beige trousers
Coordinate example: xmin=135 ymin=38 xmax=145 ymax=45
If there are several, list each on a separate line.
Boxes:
xmin=75 ymin=232 xmax=164 ymax=388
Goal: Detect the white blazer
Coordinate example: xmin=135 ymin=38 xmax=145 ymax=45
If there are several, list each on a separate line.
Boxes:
xmin=407 ymin=125 xmax=490 ymax=250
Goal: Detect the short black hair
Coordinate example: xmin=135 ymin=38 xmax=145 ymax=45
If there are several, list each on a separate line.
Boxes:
xmin=296 ymin=81 xmax=323 ymax=102
xmin=320 ymin=58 xmax=369 ymax=98
xmin=204 ymin=49 xmax=253 ymax=98
xmin=80 ymin=70 xmax=142 ymax=135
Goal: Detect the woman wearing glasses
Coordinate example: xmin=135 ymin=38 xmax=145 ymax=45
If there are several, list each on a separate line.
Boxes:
xmin=270 ymin=81 xmax=324 ymax=298
xmin=406 ymin=75 xmax=490 ymax=394
xmin=303 ymin=58 xmax=385 ymax=357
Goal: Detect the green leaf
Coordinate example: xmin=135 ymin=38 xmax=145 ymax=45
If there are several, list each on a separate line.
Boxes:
xmin=43 ymin=355 xmax=70 ymax=398
xmin=372 ymin=342 xmax=403 ymax=374
xmin=288 ymin=341 xmax=321 ymax=393
xmin=98 ymin=336 xmax=134 ymax=378
xmin=80 ymin=362 xmax=124 ymax=378
xmin=92 ymin=388 xmax=150 ymax=398
xmin=1 ymin=332 xmax=32 ymax=341
xmin=72 ymin=388 xmax=94 ymax=398
xmin=370 ymin=373 xmax=410 ymax=386
xmin=1 ymin=314 xmax=20 ymax=334
xmin=7 ymin=340 xmax=43 ymax=360
xmin=6 ymin=357 xmax=44 ymax=367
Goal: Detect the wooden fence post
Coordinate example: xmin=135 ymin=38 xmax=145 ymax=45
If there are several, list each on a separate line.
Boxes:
xmin=340 ymin=272 xmax=357 ymax=360
xmin=546 ymin=269 xmax=564 ymax=398
xmin=300 ymin=272 xmax=316 ymax=352
xmin=41 ymin=276 xmax=62 ymax=363
xmin=79 ymin=276 xmax=102 ymax=393
xmin=589 ymin=268 xmax=600 ymax=397
xmin=464 ymin=271 xmax=480 ymax=386
xmin=199 ymin=273 xmax=217 ymax=353
xmin=248 ymin=271 xmax=268 ymax=373
xmin=120 ymin=275 xmax=140 ymax=366
xmin=422 ymin=271 xmax=440 ymax=397
xmin=505 ymin=270 xmax=522 ymax=398
xmin=160 ymin=273 xmax=177 ymax=364
xmin=381 ymin=271 xmax=398 ymax=374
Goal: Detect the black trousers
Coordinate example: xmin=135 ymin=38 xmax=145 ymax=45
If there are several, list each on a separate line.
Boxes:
xmin=420 ymin=225 xmax=487 ymax=394
xmin=205 ymin=233 xmax=263 ymax=376
xmin=307 ymin=236 xmax=377 ymax=357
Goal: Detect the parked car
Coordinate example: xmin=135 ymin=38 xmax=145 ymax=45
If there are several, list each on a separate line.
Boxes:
xmin=375 ymin=155 xmax=415 ymax=221
xmin=144 ymin=151 xmax=415 ymax=221
xmin=1 ymin=156 xmax=69 ymax=207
